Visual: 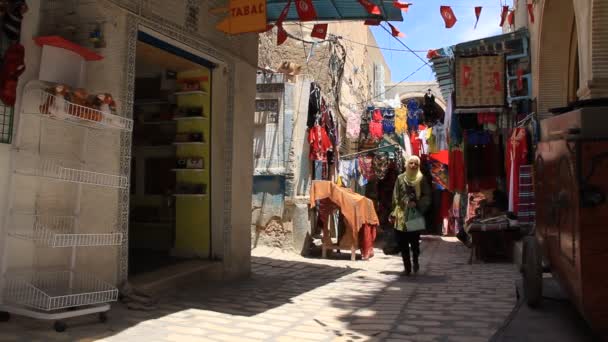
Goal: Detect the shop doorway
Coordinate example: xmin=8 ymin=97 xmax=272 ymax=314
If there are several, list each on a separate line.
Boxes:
xmin=128 ymin=32 xmax=213 ymax=277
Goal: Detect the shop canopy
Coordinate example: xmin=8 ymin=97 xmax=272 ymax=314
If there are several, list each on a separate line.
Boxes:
xmin=266 ymin=0 xmax=404 ymax=22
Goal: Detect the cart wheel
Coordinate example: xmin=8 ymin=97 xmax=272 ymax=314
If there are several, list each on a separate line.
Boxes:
xmin=54 ymin=321 xmax=67 ymax=332
xmin=99 ymin=312 xmax=108 ymax=323
xmin=0 ymin=311 xmax=10 ymax=322
xmin=522 ymin=236 xmax=543 ymax=308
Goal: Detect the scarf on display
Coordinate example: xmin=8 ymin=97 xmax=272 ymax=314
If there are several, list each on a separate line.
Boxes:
xmin=404 ymin=155 xmax=423 ymax=198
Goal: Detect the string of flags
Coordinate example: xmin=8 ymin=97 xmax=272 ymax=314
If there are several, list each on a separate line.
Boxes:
xmin=270 ymin=1 xmax=536 ymax=46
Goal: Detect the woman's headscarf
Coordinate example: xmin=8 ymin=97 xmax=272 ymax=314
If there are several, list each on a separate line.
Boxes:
xmin=404 ymin=155 xmax=423 ymax=198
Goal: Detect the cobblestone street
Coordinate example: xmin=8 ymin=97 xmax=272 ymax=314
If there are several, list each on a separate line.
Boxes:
xmin=0 ymin=237 xmax=519 ymax=342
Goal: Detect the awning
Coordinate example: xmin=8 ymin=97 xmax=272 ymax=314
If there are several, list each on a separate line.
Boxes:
xmin=266 ymin=0 xmax=404 ymax=22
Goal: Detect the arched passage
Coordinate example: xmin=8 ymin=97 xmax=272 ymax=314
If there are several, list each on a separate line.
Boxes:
xmin=536 ymin=0 xmax=578 ymax=118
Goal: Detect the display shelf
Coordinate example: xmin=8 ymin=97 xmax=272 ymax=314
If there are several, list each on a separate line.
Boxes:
xmin=2 ymin=271 xmax=118 ymax=311
xmin=174 ymin=91 xmax=208 ymax=96
xmin=7 ymin=214 xmax=122 ymax=248
xmin=22 ymin=89 xmax=132 ymax=132
xmin=15 ymin=156 xmax=129 ymax=189
xmin=172 ymin=142 xmax=206 ymax=146
xmin=171 ymin=168 xmax=205 ymax=172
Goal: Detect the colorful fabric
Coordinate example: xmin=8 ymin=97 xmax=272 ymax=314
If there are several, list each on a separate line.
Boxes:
xmin=369 ymin=120 xmax=383 ymax=140
xmin=339 ymin=159 xmax=358 ymax=187
xmin=507 ymin=128 xmax=528 ymax=214
xmin=382 ymin=109 xmax=396 ymax=134
xmin=358 ymin=155 xmax=375 ymax=181
xmin=406 ymin=99 xmax=421 ymax=132
xmin=373 ymin=153 xmax=390 ymax=180
xmin=433 ymin=122 xmax=448 ymax=151
xmin=448 ymin=148 xmax=465 ymax=192
xmin=395 ymin=107 xmax=408 ymax=134
xmin=308 ymin=125 xmax=332 ymax=161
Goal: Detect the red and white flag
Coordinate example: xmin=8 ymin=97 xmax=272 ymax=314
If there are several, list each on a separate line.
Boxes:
xmin=358 ymin=0 xmax=381 ymax=15
xmin=474 ymin=7 xmax=482 ymax=29
xmin=276 ymin=0 xmax=292 ymax=26
xmin=388 ymin=23 xmax=405 ymax=37
xmin=500 ymin=6 xmax=509 ymax=26
xmin=296 ymin=0 xmax=316 ymax=21
xmin=393 ymin=1 xmax=411 ymax=12
xmin=364 ymin=19 xmax=381 ymax=26
xmin=527 ymin=4 xmax=535 ymax=24
xmin=440 ymin=6 xmax=457 ymax=29
xmin=508 ymin=10 xmax=515 ymax=27
xmin=277 ymin=24 xmax=288 ymax=45
xmin=311 ymin=24 xmax=328 ymax=39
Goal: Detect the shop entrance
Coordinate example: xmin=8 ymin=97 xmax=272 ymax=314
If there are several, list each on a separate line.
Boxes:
xmin=128 ymin=32 xmax=213 ymax=278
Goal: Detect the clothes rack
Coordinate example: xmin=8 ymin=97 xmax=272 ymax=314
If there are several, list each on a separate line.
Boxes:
xmin=340 ymin=143 xmax=402 ymax=159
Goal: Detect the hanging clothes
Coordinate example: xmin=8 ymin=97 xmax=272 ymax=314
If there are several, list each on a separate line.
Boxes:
xmin=410 ymin=132 xmax=422 ymax=156
xmin=339 ymin=159 xmax=358 ymax=187
xmin=449 ymin=147 xmax=465 ymax=192
xmin=373 ymin=153 xmax=390 ymax=180
xmin=358 ymin=155 xmax=375 ymax=182
xmin=346 ymin=111 xmax=361 ymax=139
xmin=506 ymin=127 xmax=528 ymax=214
xmin=433 ymin=122 xmax=448 ymax=151
xmin=395 ymin=106 xmax=408 ymax=134
xmin=369 ymin=120 xmax=383 ymax=140
xmin=423 ymin=93 xmax=439 ymax=124
xmin=308 ymin=124 xmax=332 ymax=161
xmin=427 ymin=127 xmax=438 ymax=154
xmin=406 ymin=99 xmax=421 ymax=132
xmin=307 ymin=82 xmax=321 ymax=128
xmin=418 ymin=124 xmax=429 ymax=155
xmin=382 ymin=108 xmax=396 ymax=135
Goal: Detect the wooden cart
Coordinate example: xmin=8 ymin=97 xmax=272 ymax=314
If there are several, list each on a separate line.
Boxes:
xmin=523 ymin=107 xmax=608 ymax=339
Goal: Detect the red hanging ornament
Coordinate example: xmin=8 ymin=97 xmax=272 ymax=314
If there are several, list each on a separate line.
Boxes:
xmin=393 ymin=1 xmax=411 ymax=12
xmin=276 ymin=0 xmax=293 ymax=26
xmin=500 ymin=6 xmax=509 ymax=26
xmin=527 ymin=3 xmax=535 ymax=23
xmin=474 ymin=7 xmax=482 ymax=29
xmin=311 ymin=24 xmax=328 ymax=39
xmin=388 ymin=23 xmax=405 ymax=37
xmin=358 ymin=0 xmax=381 ymax=15
xmin=295 ymin=0 xmax=316 ymax=22
xmin=277 ymin=24 xmax=288 ymax=45
xmin=364 ymin=19 xmax=381 ymax=26
xmin=440 ymin=6 xmax=457 ymax=29
xmin=508 ymin=10 xmax=515 ymax=27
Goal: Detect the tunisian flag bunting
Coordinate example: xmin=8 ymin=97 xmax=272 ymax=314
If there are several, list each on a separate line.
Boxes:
xmin=393 ymin=1 xmax=411 ymax=12
xmin=364 ymin=19 xmax=381 ymax=26
xmin=276 ymin=0 xmax=292 ymax=26
xmin=311 ymin=23 xmax=328 ymax=39
xmin=440 ymin=6 xmax=457 ymax=29
xmin=358 ymin=0 xmax=381 ymax=15
xmin=296 ymin=0 xmax=316 ymax=21
xmin=388 ymin=23 xmax=405 ymax=37
xmin=500 ymin=6 xmax=509 ymax=26
xmin=527 ymin=4 xmax=535 ymax=23
xmin=474 ymin=7 xmax=482 ymax=29
xmin=508 ymin=10 xmax=515 ymax=26
xmin=277 ymin=24 xmax=288 ymax=45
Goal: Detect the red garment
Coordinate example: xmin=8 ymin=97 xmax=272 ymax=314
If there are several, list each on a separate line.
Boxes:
xmin=449 ymin=148 xmax=465 ymax=192
xmin=0 ymin=43 xmax=25 ymax=106
xmin=506 ymin=128 xmax=528 ymax=214
xmin=369 ymin=120 xmax=383 ymax=139
xmin=308 ymin=125 xmax=332 ymax=161
xmin=372 ymin=109 xmax=383 ymax=121
xmin=410 ymin=133 xmax=421 ymax=156
xmin=358 ymin=155 xmax=375 ymax=181
xmin=358 ymin=224 xmax=377 ymax=260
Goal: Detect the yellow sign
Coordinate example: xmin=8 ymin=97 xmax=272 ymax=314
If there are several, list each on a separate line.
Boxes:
xmin=215 ymin=0 xmax=267 ymax=34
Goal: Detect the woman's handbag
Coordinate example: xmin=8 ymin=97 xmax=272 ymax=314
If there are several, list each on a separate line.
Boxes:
xmin=405 ymin=208 xmax=426 ymax=232
xmin=382 ymin=226 xmax=400 ymax=255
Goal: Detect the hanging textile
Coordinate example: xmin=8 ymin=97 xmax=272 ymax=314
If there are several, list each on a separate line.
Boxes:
xmin=308 ymin=124 xmax=332 ymax=161
xmin=406 ymin=99 xmax=421 ymax=132
xmin=395 ymin=106 xmax=408 ymax=134
xmin=465 ymin=130 xmax=498 ymax=192
xmin=382 ymin=108 xmax=396 ymax=135
xmin=339 ymin=159 xmax=358 ymax=187
xmin=358 ymin=155 xmax=375 ymax=182
xmin=307 ymin=83 xmax=321 ymax=128
xmin=448 ymin=147 xmax=465 ymax=192
xmin=372 ymin=153 xmax=390 ymax=180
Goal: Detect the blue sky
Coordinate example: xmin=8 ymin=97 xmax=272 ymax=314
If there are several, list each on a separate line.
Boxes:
xmin=370 ymin=0 xmax=506 ymax=82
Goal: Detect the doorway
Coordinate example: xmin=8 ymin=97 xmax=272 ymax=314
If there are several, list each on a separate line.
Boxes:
xmin=128 ymin=32 xmax=213 ymax=277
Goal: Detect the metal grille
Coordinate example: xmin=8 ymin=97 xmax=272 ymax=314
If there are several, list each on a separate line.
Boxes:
xmin=0 ymin=102 xmax=13 ymax=144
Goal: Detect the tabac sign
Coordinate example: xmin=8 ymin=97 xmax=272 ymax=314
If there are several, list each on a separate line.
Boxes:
xmin=215 ymin=0 xmax=267 ymax=34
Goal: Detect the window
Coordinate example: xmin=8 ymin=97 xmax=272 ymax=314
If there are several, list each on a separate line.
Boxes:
xmin=0 ymin=103 xmax=13 ymax=144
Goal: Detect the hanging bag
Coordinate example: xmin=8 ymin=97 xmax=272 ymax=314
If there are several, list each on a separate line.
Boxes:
xmin=405 ymin=207 xmax=426 ymax=232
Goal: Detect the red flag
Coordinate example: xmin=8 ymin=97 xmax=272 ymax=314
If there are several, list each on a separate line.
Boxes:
xmin=295 ymin=0 xmax=316 ymax=21
xmin=388 ymin=23 xmax=405 ymax=37
xmin=393 ymin=1 xmax=411 ymax=12
xmin=364 ymin=19 xmax=381 ymax=26
xmin=311 ymin=24 xmax=328 ymax=39
xmin=527 ymin=4 xmax=535 ymax=23
xmin=277 ymin=0 xmax=292 ymax=26
xmin=358 ymin=0 xmax=381 ymax=15
xmin=427 ymin=49 xmax=440 ymax=59
xmin=440 ymin=6 xmax=457 ymax=29
xmin=500 ymin=6 xmax=509 ymax=26
xmin=277 ymin=24 xmax=288 ymax=45
xmin=474 ymin=7 xmax=482 ymax=29
xmin=516 ymin=68 xmax=524 ymax=90
xmin=508 ymin=10 xmax=515 ymax=27
xmin=463 ymin=65 xmax=472 ymax=87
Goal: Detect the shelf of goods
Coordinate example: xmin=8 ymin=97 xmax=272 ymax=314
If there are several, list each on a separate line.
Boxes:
xmin=14 ymin=155 xmax=128 ymax=189
xmin=7 ymin=214 xmax=123 ymax=248
xmin=3 ymin=271 xmax=118 ymax=312
xmin=22 ymin=87 xmax=133 ymax=132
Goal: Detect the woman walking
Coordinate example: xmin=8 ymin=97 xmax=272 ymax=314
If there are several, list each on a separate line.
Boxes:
xmin=391 ymin=156 xmax=431 ymax=276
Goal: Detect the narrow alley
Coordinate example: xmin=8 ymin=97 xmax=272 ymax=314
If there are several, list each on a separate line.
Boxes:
xmin=0 ymin=238 xmax=518 ymax=342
